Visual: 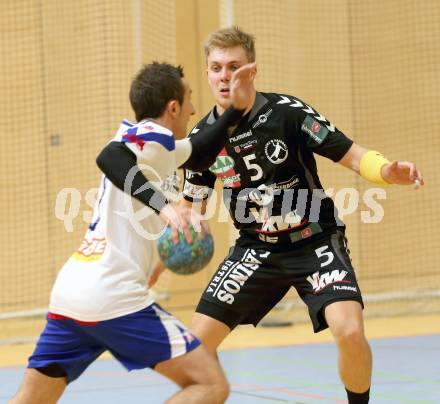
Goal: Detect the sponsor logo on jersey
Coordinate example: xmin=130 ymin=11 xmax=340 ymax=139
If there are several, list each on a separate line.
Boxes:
xmin=301 ymin=227 xmax=313 ymax=238
xmin=248 ymin=187 xmax=274 ymax=206
xmin=233 ymin=139 xmax=257 ymax=153
xmin=250 ymin=208 xmax=304 ymax=233
xmin=237 ymin=177 xmax=299 ymax=207
xmin=274 ymin=175 xmax=300 ymax=189
xmin=312 ymin=121 xmax=321 ymax=132
xmin=237 ymin=184 xmax=275 ymax=206
xmin=209 ymin=148 xmax=241 ymax=187
xmin=264 ymin=139 xmax=288 ymax=164
xmin=161 ymin=174 xmax=180 ymax=199
xmin=185 ymin=169 xmax=203 ymax=180
xmin=301 ymin=115 xmax=329 ymax=144
xmin=229 ymin=129 xmax=253 ymax=143
xmin=206 ymin=249 xmax=270 ymax=305
xmin=72 ymin=237 xmax=107 ymax=262
xmin=258 ymin=234 xmax=279 ymax=243
xmin=252 ymin=108 xmax=273 ymax=128
xmin=222 ymin=174 xmax=241 ymax=187
xmin=183 ymin=182 xmax=210 ymax=200
xmin=306 ymin=269 xmax=349 ymax=293
xmin=289 ymin=222 xmax=323 ymax=243
xmin=209 ymin=154 xmax=235 ymax=173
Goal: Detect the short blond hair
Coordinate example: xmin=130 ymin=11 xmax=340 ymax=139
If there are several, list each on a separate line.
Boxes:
xmin=204 ymin=26 xmax=255 ymax=63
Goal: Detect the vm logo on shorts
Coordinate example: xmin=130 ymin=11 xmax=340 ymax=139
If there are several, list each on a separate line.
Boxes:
xmin=307 ymin=270 xmax=348 ymax=293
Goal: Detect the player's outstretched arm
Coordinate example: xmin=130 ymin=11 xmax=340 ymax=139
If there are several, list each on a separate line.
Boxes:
xmin=338 ymin=143 xmax=424 ymax=188
xmin=180 ymin=63 xmax=257 ymax=172
xmin=179 ymin=106 xmax=243 ymax=171
xmin=229 ymin=62 xmax=257 ymax=113
xmin=96 ymin=143 xmax=204 ymax=243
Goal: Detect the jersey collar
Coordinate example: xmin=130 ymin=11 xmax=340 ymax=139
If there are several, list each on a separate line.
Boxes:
xmin=207 ymin=92 xmax=269 ymax=125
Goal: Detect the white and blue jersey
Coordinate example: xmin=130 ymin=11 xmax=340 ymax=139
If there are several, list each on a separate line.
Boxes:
xmin=29 ymin=107 xmax=244 ymax=379
xmin=49 ymin=120 xmax=191 ymax=322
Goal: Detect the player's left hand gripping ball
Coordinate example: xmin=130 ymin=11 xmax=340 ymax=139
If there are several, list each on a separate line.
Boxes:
xmin=157 ymin=225 xmax=214 ymax=275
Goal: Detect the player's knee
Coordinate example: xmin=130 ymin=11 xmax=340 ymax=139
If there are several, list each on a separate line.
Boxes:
xmin=200 ymin=360 xmax=229 ymax=402
xmin=214 ymin=383 xmax=230 ymax=403
xmin=333 ymin=325 xmax=367 ymax=349
xmin=182 ymin=368 xmax=229 ymax=403
xmin=179 ymin=347 xmax=230 ymax=401
xmin=330 ymin=319 xmax=365 ymax=345
xmin=209 ymin=375 xmax=230 ymax=403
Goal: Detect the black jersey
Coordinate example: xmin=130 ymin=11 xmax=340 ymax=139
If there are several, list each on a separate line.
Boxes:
xmin=183 ymin=92 xmax=353 ymax=246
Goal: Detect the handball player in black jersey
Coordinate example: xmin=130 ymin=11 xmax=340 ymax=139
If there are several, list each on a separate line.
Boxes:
xmin=152 ymin=27 xmax=423 ymax=404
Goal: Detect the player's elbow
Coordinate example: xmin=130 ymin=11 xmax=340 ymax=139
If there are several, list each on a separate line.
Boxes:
xmin=338 ymin=143 xmax=368 ymax=173
xmin=96 ymin=141 xmax=137 ymax=176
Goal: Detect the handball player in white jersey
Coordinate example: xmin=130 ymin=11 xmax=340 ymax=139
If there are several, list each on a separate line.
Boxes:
xmin=9 ymin=61 xmax=256 ymax=404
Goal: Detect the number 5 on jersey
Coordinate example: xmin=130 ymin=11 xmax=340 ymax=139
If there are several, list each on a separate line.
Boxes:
xmin=243 ymin=154 xmax=263 ymax=181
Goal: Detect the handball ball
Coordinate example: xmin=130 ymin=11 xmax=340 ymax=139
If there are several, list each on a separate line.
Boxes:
xmin=157 ymin=225 xmax=214 ymax=275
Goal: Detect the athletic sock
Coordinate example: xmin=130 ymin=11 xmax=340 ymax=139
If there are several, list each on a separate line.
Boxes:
xmin=345 ymin=387 xmax=370 ymax=404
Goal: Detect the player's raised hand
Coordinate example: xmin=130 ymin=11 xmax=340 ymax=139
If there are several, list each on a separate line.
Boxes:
xmin=382 ymin=161 xmax=424 ymax=188
xmin=159 ymin=203 xmax=208 ymax=244
xmin=230 ymin=62 xmax=257 ymax=112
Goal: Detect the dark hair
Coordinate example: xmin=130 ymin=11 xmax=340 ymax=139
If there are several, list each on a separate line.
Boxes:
xmin=129 ymin=62 xmax=185 ymax=122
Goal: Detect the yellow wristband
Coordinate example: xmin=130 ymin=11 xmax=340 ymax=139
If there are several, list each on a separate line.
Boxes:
xmin=359 ymin=150 xmax=390 ymax=185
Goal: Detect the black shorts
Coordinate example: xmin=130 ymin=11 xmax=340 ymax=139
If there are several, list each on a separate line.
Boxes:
xmin=196 ymin=229 xmax=363 ymax=333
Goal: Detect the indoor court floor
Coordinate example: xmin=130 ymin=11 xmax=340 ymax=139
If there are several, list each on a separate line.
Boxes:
xmin=1 ymin=315 xmax=439 ymax=403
